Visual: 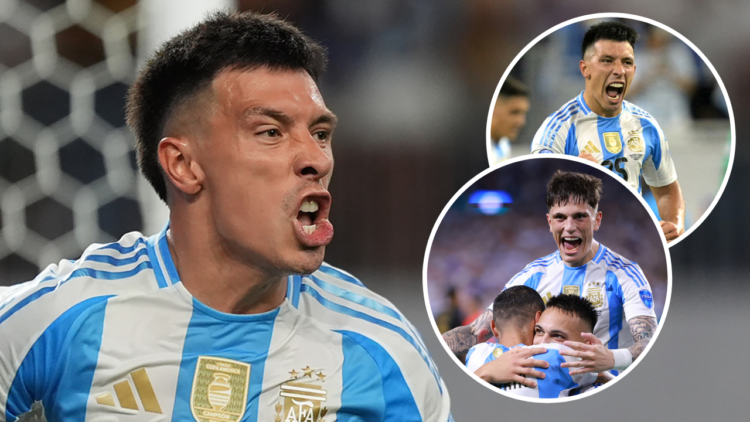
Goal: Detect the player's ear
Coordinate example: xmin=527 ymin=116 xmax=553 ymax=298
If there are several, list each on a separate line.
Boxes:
xmin=534 ymin=310 xmax=542 ymax=323
xmin=546 ymin=213 xmax=553 ymax=232
xmin=594 ymin=211 xmax=602 ymax=231
xmin=158 ymin=136 xmax=204 ymax=197
xmin=490 ymin=320 xmax=500 ymax=339
xmin=580 ymin=60 xmax=590 ymax=79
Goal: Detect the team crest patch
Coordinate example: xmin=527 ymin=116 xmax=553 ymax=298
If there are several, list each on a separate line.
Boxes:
xmin=586 ymin=281 xmax=605 ymax=308
xmin=538 ymin=149 xmax=554 ymax=154
xmin=626 ymin=136 xmax=644 ymax=153
xmin=275 ymin=367 xmax=329 ymax=422
xmin=191 ymin=356 xmax=250 ymax=422
xmin=562 ymin=285 xmax=580 ymax=296
xmin=603 ymin=132 xmax=622 ymax=153
xmin=639 ymin=290 xmax=654 ymax=309
xmin=492 ymin=348 xmax=504 ymax=358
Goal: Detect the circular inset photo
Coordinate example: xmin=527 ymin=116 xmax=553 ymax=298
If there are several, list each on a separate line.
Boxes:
xmin=425 ymin=156 xmax=671 ymax=402
xmin=486 ymin=13 xmax=734 ymax=246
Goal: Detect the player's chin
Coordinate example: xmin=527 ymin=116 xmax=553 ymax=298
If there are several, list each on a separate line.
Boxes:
xmin=290 ymin=247 xmax=326 ymax=275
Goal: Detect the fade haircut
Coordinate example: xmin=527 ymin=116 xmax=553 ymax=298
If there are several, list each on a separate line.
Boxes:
xmin=581 ymin=21 xmax=639 ymax=59
xmin=126 ymin=11 xmax=328 ymax=202
xmin=545 ymin=294 xmax=598 ymax=332
xmin=546 ymin=170 xmax=602 ymax=210
xmin=492 ymin=286 xmax=546 ymax=335
xmin=498 ymin=76 xmax=529 ymax=99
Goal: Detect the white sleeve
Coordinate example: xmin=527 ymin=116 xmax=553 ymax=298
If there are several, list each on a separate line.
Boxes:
xmin=617 ymin=264 xmax=658 ymax=321
xmin=641 ymin=118 xmax=678 ymax=187
xmin=531 ymin=116 xmax=566 ymax=154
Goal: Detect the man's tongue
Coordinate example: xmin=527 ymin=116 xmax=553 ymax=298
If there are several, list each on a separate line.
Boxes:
xmin=607 ymin=86 xmax=620 ymax=99
xmin=563 ymin=238 xmax=582 ymax=252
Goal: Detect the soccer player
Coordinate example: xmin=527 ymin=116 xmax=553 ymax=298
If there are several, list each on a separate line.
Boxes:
xmin=0 ymin=12 xmax=450 ymax=421
xmin=530 ymin=21 xmax=685 ymax=242
xmin=466 ymin=288 xmax=603 ymax=399
xmin=489 ymin=77 xmax=530 ymax=164
xmin=444 ymin=171 xmax=658 ymax=378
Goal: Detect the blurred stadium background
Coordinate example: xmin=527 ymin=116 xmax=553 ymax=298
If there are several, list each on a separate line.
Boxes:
xmin=494 ymin=16 xmax=731 ymax=234
xmin=0 ymin=0 xmax=748 ymax=420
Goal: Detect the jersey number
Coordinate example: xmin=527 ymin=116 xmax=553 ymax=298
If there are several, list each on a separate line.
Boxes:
xmin=601 ymin=157 xmax=628 ymax=181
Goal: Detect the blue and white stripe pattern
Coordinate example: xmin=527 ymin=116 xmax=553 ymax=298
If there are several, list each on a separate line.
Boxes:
xmin=0 ymin=226 xmax=451 ymax=421
xmin=531 ymin=92 xmax=677 ymax=193
xmin=465 ymin=343 xmax=598 ymax=399
xmin=500 ymin=245 xmax=656 ymax=350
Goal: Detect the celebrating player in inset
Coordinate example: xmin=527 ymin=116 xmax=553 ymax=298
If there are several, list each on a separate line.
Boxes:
xmin=530 ymin=21 xmax=685 ymax=242
xmin=444 ymin=170 xmax=658 ymax=377
xmin=0 ymin=12 xmax=450 ymax=421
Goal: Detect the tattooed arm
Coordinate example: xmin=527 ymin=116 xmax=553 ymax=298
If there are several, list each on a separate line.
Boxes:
xmin=442 ymin=309 xmax=493 ymax=356
xmin=627 ymin=315 xmax=657 ymax=361
xmin=561 ymin=315 xmax=658 ymax=374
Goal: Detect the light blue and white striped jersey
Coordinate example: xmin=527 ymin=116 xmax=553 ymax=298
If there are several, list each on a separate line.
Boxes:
xmin=464 ymin=343 xmax=597 ymax=399
xmin=530 ymin=92 xmax=677 ymax=193
xmin=495 ymin=244 xmax=656 ymax=350
xmin=0 ymin=226 xmax=450 ymax=422
xmin=490 ymin=137 xmax=512 ymax=165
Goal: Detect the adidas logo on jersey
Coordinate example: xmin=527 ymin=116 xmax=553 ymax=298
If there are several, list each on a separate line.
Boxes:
xmin=94 ymin=368 xmax=162 ymax=414
xmin=582 ymin=141 xmax=601 ymax=154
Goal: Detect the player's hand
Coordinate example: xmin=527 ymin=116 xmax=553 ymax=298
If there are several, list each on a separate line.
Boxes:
xmin=474 ymin=347 xmax=549 ymax=388
xmin=577 ymin=152 xmax=599 ymax=164
xmin=660 ymin=220 xmax=684 ymax=242
xmin=560 ymin=333 xmax=615 ymax=375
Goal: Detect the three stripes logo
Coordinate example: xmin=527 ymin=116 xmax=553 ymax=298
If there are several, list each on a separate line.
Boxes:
xmin=582 ymin=141 xmax=601 ymax=155
xmin=94 ymin=368 xmax=162 ymax=414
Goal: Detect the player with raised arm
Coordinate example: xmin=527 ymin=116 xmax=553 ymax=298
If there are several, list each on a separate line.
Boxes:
xmin=444 ymin=170 xmax=658 ymax=377
xmin=530 ymin=21 xmax=685 ymax=242
xmin=0 ymin=12 xmax=450 ymax=422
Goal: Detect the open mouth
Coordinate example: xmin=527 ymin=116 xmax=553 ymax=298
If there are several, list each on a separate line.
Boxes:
xmin=297 ymin=198 xmax=322 ymax=234
xmin=561 ymin=236 xmax=582 ymax=254
xmin=294 ymin=194 xmax=334 ymax=247
xmin=606 ymin=82 xmax=624 ymax=101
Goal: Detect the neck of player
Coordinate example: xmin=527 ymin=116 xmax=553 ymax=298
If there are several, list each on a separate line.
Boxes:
xmin=167 ymin=215 xmax=288 ymax=315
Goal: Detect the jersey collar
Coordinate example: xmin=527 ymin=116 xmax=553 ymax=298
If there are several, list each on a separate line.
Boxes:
xmin=146 ymin=222 xmax=181 ymax=288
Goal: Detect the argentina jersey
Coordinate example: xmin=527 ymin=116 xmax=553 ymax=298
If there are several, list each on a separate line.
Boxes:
xmin=530 ymin=92 xmax=678 ymax=193
xmin=465 ymin=343 xmax=597 ymax=399
xmin=0 ymin=225 xmax=450 ymax=422
xmin=498 ymin=245 xmax=656 ymax=350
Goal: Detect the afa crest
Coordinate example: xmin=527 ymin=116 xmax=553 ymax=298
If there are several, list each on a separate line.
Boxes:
xmin=191 ymin=356 xmax=250 ymax=422
xmin=492 ymin=348 xmax=504 ymax=358
xmin=603 ymin=132 xmax=622 ymax=154
xmin=586 ymin=281 xmax=605 ymax=308
xmin=275 ymin=367 xmax=329 ymax=422
xmin=626 ymin=136 xmax=645 ymax=153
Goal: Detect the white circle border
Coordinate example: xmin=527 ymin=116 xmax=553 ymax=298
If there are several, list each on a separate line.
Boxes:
xmin=422 ymin=153 xmax=673 ymax=404
xmin=484 ymin=12 xmax=736 ymax=249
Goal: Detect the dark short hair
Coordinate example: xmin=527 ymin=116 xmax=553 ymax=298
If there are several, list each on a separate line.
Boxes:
xmin=498 ymin=76 xmax=529 ymax=99
xmin=581 ymin=21 xmax=639 ymax=59
xmin=493 ymin=286 xmax=546 ymax=335
xmin=545 ymin=294 xmax=598 ymax=332
xmin=126 ymin=11 xmax=328 ymax=202
xmin=546 ymin=170 xmax=602 ymax=210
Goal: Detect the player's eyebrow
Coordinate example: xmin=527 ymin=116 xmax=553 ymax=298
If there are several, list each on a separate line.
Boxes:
xmin=242 ymin=106 xmax=294 ymax=127
xmin=310 ymin=112 xmax=338 ymax=130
